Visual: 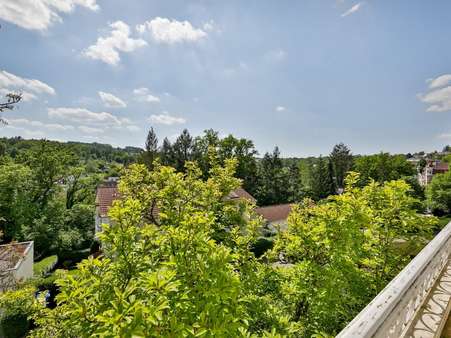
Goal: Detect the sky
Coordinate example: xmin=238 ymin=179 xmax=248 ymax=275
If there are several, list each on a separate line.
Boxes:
xmin=0 ymin=0 xmax=450 ymax=157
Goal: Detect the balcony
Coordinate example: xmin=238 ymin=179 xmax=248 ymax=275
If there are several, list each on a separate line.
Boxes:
xmin=337 ymin=221 xmax=451 ymax=338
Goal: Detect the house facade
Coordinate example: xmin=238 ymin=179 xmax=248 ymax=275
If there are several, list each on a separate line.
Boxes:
xmin=418 ymin=160 xmax=449 ymax=186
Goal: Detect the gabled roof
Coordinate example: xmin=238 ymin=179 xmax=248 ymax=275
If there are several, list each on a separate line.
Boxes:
xmin=96 ymin=180 xmax=256 ymax=218
xmin=255 ymin=204 xmax=292 ymax=223
xmin=433 ymin=162 xmax=449 ymax=173
xmin=96 ymin=183 xmax=120 ymax=217
xmin=227 ymin=187 xmax=256 ymax=204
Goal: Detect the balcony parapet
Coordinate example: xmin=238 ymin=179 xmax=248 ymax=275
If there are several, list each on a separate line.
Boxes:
xmin=337 ymin=221 xmax=451 ymax=338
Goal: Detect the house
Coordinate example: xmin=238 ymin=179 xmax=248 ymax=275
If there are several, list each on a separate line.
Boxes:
xmin=95 ymin=180 xmax=259 ymax=234
xmin=0 ymin=241 xmax=34 ymax=291
xmin=418 ymin=160 xmax=449 ymax=186
xmin=255 ymin=204 xmax=292 ymax=232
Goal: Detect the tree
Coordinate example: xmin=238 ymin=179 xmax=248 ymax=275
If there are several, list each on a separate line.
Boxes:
xmin=160 ymin=137 xmax=175 ymax=167
xmin=270 ymin=173 xmax=436 ymax=336
xmin=309 ymin=156 xmax=335 ymax=200
xmin=329 ymin=143 xmax=353 ymax=189
xmin=0 ymin=93 xmax=22 ymax=124
xmin=426 ymin=171 xmax=451 ymax=215
xmin=142 ymin=127 xmax=159 ymax=170
xmin=172 ymin=129 xmax=194 ymax=171
xmin=354 ymin=152 xmax=415 ymax=184
xmin=256 ymin=147 xmax=291 ymax=205
xmin=29 ymin=161 xmax=292 ymax=337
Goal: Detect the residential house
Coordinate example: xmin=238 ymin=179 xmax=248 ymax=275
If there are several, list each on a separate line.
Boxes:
xmin=418 ymin=160 xmax=449 ymax=186
xmin=255 ymin=204 xmax=292 ymax=232
xmin=95 ymin=178 xmax=295 ymax=235
xmin=0 ymin=241 xmax=34 ymax=291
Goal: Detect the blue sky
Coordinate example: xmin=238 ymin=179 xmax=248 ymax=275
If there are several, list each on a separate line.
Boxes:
xmin=0 ymin=0 xmax=450 ymax=156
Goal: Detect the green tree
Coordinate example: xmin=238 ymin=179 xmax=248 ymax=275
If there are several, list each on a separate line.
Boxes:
xmin=354 ymin=152 xmax=415 ymax=184
xmin=141 ymin=127 xmax=159 ymax=170
xmin=426 ymin=171 xmax=451 ymax=215
xmin=270 ymin=173 xmax=436 ymax=336
xmin=329 ymin=143 xmax=353 ymax=189
xmin=309 ymin=156 xmax=335 ymax=201
xmin=29 ymin=161 xmax=291 ymax=337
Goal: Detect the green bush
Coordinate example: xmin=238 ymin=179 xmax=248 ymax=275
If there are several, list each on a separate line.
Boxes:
xmin=33 ymin=255 xmax=58 ymax=277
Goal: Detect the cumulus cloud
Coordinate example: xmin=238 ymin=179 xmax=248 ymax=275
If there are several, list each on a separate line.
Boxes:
xmin=341 ymin=2 xmax=363 ymax=17
xmin=7 ymin=118 xmax=74 ymax=131
xmin=418 ymin=74 xmax=451 ymax=112
xmin=133 ymin=87 xmax=160 ymax=103
xmin=275 ymin=106 xmax=286 ymax=112
xmin=0 ymin=70 xmax=55 ymax=101
xmin=418 ymin=86 xmax=451 ymax=112
xmin=136 ymin=17 xmax=207 ymax=44
xmin=98 ymin=91 xmax=126 ymax=108
xmin=48 ymin=107 xmax=130 ymax=125
xmin=83 ymin=21 xmax=147 ymax=65
xmin=148 ymin=112 xmax=186 ymax=125
xmin=427 ymin=74 xmax=451 ymax=89
xmin=0 ymin=0 xmax=99 ymax=31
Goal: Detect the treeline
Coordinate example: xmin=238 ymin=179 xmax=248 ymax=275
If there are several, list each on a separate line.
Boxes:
xmin=0 ymin=137 xmax=142 ymax=164
xmin=138 ymin=128 xmax=421 ymax=206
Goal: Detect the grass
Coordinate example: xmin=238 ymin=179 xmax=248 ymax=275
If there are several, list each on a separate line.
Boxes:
xmin=437 ymin=216 xmax=451 ymax=229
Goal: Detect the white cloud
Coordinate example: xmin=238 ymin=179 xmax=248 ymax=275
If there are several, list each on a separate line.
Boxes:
xmin=136 ymin=17 xmax=207 ymax=44
xmin=133 ymin=87 xmax=160 ymax=103
xmin=275 ymin=106 xmax=286 ymax=112
xmin=7 ymin=118 xmax=74 ymax=131
xmin=78 ymin=125 xmax=104 ymax=134
xmin=0 ymin=0 xmax=99 ymax=31
xmin=48 ymin=107 xmax=130 ymax=125
xmin=427 ymin=74 xmax=451 ymax=89
xmin=83 ymin=21 xmax=147 ymax=66
xmin=341 ymin=2 xmax=363 ymax=17
xmin=418 ymin=86 xmax=451 ymax=112
xmin=98 ymin=91 xmax=126 ymax=108
xmin=148 ymin=112 xmax=186 ymax=125
xmin=0 ymin=70 xmax=55 ymax=101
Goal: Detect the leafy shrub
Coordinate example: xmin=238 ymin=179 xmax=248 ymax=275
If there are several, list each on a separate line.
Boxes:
xmin=0 ymin=286 xmax=35 ymax=338
xmin=33 ymin=255 xmax=58 ymax=277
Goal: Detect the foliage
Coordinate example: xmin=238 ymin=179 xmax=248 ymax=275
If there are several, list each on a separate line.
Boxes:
xmin=269 ymin=173 xmax=436 ymax=336
xmin=354 ymin=152 xmax=415 ymax=184
xmin=426 ymin=171 xmax=451 ymax=215
xmin=309 ymin=156 xmax=335 ymax=201
xmin=33 ymin=255 xmax=58 ymax=277
xmin=329 ymin=143 xmax=353 ymax=189
xmin=29 ymin=161 xmax=295 ymax=337
xmin=0 ymin=286 xmax=35 ymax=338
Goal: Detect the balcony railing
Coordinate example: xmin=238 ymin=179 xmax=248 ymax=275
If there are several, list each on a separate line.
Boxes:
xmin=337 ymin=221 xmax=451 ymax=338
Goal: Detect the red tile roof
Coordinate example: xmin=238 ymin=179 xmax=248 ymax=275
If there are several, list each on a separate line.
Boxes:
xmin=255 ymin=204 xmax=292 ymax=223
xmin=96 ymin=182 xmax=255 ymax=218
xmin=228 ymin=187 xmax=256 ymax=203
xmin=433 ymin=162 xmax=449 ymax=173
xmin=96 ymin=184 xmax=120 ymax=217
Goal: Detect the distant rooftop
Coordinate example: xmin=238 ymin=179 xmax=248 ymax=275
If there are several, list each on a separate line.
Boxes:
xmin=0 ymin=241 xmax=33 ymax=271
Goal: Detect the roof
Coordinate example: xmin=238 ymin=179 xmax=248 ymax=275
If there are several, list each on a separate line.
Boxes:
xmin=255 ymin=204 xmax=292 ymax=223
xmin=96 ymin=183 xmax=120 ymax=217
xmin=96 ymin=181 xmax=255 ymax=218
xmin=227 ymin=187 xmax=256 ymax=203
xmin=433 ymin=162 xmax=449 ymax=172
xmin=0 ymin=241 xmax=33 ymax=271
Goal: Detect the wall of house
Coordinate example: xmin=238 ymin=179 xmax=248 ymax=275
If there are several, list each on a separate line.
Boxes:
xmin=95 ymin=215 xmax=111 ymax=235
xmin=14 ymin=242 xmax=33 ymax=282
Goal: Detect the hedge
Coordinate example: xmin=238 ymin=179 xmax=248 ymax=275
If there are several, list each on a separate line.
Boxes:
xmin=33 ymin=255 xmax=58 ymax=277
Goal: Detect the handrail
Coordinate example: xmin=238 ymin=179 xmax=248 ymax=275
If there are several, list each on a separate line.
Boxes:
xmin=337 ymin=221 xmax=451 ymax=338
